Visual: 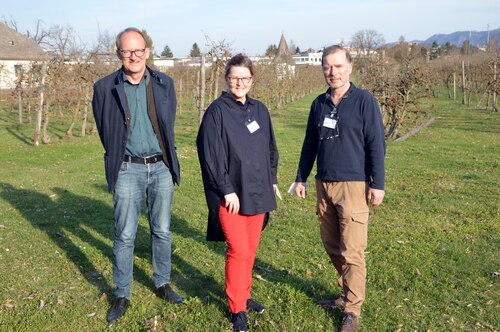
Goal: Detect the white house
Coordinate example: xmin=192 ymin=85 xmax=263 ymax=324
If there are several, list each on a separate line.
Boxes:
xmin=0 ymin=23 xmax=48 ymax=90
xmin=292 ymin=52 xmax=323 ymax=65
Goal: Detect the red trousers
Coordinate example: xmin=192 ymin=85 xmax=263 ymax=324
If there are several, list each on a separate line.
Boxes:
xmin=219 ymin=203 xmax=264 ymax=313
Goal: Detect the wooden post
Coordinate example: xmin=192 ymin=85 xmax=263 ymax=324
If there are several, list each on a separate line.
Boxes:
xmin=178 ymin=78 xmax=183 ymax=114
xmin=453 ymin=72 xmax=456 ymax=101
xmin=18 ymin=89 xmax=23 ymax=125
xmin=461 ymin=61 xmax=466 ymax=105
xmin=198 ymin=54 xmax=206 ymax=126
xmin=494 ymin=62 xmax=497 ymax=112
xmin=34 ymin=63 xmax=47 ymax=146
xmin=214 ymin=66 xmax=219 ymax=100
xmin=81 ymin=84 xmax=89 ymax=137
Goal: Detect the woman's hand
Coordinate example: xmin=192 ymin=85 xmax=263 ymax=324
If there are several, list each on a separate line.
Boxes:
xmin=224 ymin=193 xmax=240 ymax=215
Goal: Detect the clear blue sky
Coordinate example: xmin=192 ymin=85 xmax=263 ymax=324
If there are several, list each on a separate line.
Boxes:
xmin=3 ymin=0 xmax=499 ymax=56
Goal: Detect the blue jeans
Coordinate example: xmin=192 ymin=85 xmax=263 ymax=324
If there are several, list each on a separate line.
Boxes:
xmin=112 ymin=160 xmax=174 ymax=299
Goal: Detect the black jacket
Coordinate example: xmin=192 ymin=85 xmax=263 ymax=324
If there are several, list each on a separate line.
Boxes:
xmin=92 ymin=66 xmax=180 ymax=192
xmin=197 ymin=92 xmax=279 ymax=241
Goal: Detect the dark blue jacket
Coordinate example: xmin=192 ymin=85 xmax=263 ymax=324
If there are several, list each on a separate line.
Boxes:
xmin=92 ymin=66 xmax=180 ymax=192
xmin=296 ymin=83 xmax=385 ymax=189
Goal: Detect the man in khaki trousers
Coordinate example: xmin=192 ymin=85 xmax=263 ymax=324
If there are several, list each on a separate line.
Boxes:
xmin=294 ymin=45 xmax=386 ymax=332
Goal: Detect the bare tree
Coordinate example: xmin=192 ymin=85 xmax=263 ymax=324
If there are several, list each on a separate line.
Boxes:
xmin=27 ymin=20 xmax=51 ymax=46
xmin=351 ymin=29 xmax=385 ymax=57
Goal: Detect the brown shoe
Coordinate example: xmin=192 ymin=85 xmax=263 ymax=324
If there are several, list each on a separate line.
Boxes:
xmin=317 ymin=295 xmax=346 ymax=309
xmin=339 ymin=312 xmax=358 ymax=332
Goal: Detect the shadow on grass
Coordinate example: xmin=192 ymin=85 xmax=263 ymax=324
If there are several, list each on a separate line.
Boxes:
xmin=0 ymin=183 xmax=226 ymax=311
xmin=5 ymin=126 xmax=32 ymax=145
xmin=171 ymin=213 xmax=336 ymax=318
xmin=0 ymin=182 xmax=340 ymax=326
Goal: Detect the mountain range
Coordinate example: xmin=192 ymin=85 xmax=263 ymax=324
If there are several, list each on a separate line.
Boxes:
xmin=415 ymin=28 xmax=500 ymax=47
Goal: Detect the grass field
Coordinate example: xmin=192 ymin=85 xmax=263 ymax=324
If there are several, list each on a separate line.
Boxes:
xmin=0 ymin=91 xmax=498 ymax=331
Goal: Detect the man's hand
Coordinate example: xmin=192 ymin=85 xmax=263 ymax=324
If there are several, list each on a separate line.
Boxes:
xmin=367 ymin=188 xmax=385 ymax=207
xmin=295 ymin=182 xmax=307 ymax=199
xmin=224 ymin=193 xmax=240 ymax=214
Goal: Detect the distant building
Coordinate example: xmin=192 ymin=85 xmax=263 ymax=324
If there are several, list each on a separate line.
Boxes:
xmin=0 ymin=23 xmax=48 ymax=90
xmin=293 ymin=51 xmax=323 ymax=65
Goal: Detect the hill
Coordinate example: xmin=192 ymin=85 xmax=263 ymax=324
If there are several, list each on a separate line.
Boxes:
xmin=422 ymin=28 xmax=500 ymax=47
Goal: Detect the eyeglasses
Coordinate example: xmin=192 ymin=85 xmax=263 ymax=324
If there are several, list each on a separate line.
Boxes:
xmin=227 ymin=76 xmax=252 ymax=84
xmin=119 ymin=49 xmax=147 ymax=58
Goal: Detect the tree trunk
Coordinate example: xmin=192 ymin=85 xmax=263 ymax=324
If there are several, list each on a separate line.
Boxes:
xmin=27 ymin=100 xmax=32 ymax=124
xmin=34 ymin=64 xmax=47 ymax=146
xmin=198 ymin=54 xmax=206 ymax=126
xmin=67 ymin=103 xmax=78 ymax=138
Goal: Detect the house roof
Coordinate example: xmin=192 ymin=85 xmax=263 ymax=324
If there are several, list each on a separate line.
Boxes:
xmin=273 ymin=33 xmax=294 ymax=65
xmin=0 ymin=23 xmax=48 ymax=61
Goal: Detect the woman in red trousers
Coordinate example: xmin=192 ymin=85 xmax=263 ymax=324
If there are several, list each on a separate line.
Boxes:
xmin=197 ymin=53 xmax=279 ymax=332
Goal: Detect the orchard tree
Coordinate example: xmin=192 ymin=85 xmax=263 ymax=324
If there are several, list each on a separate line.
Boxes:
xmin=265 ymin=44 xmax=277 ymax=57
xmin=161 ymin=45 xmax=173 ymax=57
xmin=141 ymin=29 xmax=155 ymax=67
xmin=430 ymin=41 xmax=439 ymax=60
xmin=190 ymin=42 xmax=201 ymax=57
xmin=288 ymin=40 xmax=298 ymax=54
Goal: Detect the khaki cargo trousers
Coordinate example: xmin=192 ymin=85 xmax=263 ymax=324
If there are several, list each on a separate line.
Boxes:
xmin=316 ymin=180 xmax=370 ymax=316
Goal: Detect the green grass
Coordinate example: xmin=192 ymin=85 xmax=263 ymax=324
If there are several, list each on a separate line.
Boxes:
xmin=0 ymin=92 xmax=498 ymax=331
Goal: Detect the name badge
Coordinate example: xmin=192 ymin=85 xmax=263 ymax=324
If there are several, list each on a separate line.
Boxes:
xmin=246 ymin=120 xmax=260 ymax=133
xmin=323 ymin=117 xmax=337 ymax=129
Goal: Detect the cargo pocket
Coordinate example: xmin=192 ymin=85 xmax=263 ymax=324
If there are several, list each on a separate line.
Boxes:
xmin=351 ymin=208 xmax=369 ymax=224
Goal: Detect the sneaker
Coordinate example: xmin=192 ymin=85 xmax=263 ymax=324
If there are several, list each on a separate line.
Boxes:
xmin=317 ymin=295 xmax=346 ymax=309
xmin=155 ymin=284 xmax=183 ymax=304
xmin=247 ymin=298 xmax=266 ymax=314
xmin=231 ymin=311 xmax=248 ymax=332
xmin=107 ymin=297 xmax=130 ymax=323
xmin=339 ymin=312 xmax=358 ymax=332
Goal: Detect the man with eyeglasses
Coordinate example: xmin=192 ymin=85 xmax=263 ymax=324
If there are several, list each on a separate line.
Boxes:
xmin=293 ymin=45 xmax=385 ymax=332
xmin=92 ymin=27 xmax=182 ymax=324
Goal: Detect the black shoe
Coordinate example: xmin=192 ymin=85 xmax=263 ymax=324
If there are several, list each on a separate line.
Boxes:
xmin=231 ymin=311 xmax=248 ymax=332
xmin=247 ymin=298 xmax=266 ymax=314
xmin=107 ymin=297 xmax=130 ymax=323
xmin=155 ymin=284 xmax=183 ymax=304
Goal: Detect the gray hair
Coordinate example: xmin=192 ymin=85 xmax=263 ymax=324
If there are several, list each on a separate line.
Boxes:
xmin=115 ymin=27 xmax=147 ymax=50
xmin=321 ymin=45 xmax=352 ymax=66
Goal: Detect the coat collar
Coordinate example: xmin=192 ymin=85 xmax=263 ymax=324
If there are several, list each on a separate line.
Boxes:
xmin=114 ymin=66 xmax=165 ymax=87
xmin=220 ymin=91 xmax=256 ymax=108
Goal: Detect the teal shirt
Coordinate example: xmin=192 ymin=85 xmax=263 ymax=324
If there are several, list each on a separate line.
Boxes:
xmin=123 ymin=71 xmax=162 ymax=157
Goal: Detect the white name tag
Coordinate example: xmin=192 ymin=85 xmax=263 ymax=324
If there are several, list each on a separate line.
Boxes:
xmin=246 ymin=120 xmax=260 ymax=133
xmin=323 ymin=117 xmax=337 ymax=129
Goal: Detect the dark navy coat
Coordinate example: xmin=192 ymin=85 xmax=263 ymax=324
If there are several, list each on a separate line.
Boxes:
xmin=92 ymin=66 xmax=180 ymax=192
